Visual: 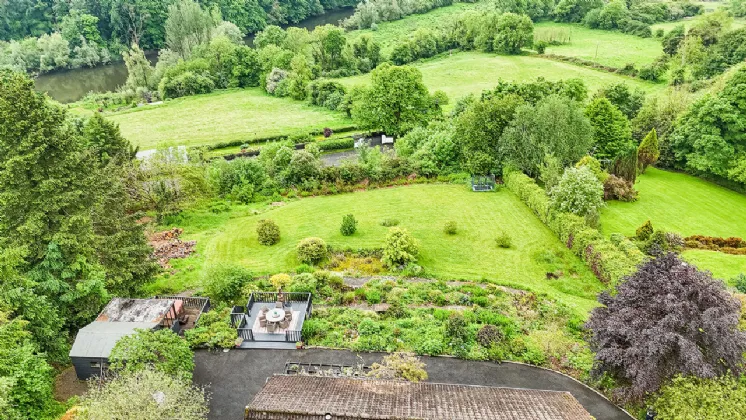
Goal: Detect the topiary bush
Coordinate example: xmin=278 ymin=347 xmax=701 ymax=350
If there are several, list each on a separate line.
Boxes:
xmin=340 ymin=214 xmax=357 ymax=236
xmin=296 ymin=237 xmax=328 ymax=264
xmin=270 ymin=273 xmax=292 ymax=290
xmin=257 ymin=219 xmax=280 ymax=246
xmin=443 ymin=221 xmax=458 ymax=235
xmin=636 ymin=220 xmax=654 ymax=241
xmin=382 ymin=227 xmax=419 ymax=269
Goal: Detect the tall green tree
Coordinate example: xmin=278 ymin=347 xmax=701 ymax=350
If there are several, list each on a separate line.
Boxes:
xmin=123 ymin=43 xmax=155 ymax=90
xmin=637 ymin=128 xmax=660 ymax=172
xmin=165 ymin=0 xmax=216 ymax=58
xmin=585 ymin=97 xmax=635 ymax=161
xmin=109 ymin=0 xmax=175 ymax=49
xmin=352 ymin=64 xmax=438 ymax=136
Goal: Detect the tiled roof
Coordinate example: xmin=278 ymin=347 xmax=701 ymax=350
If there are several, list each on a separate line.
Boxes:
xmin=245 ymin=376 xmax=594 ymax=420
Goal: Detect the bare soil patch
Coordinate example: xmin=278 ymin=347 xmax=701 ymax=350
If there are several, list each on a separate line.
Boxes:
xmin=54 ymin=366 xmax=89 ymax=402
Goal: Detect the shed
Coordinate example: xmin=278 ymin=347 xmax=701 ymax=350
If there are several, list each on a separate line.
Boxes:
xmin=245 ymin=375 xmax=594 ymax=420
xmin=69 ymin=321 xmax=159 ymax=380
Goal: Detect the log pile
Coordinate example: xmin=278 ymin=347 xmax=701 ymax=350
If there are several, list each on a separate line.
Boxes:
xmin=149 ymin=228 xmax=196 ymax=268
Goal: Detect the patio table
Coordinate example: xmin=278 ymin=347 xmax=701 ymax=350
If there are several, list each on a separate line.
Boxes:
xmin=265 ymin=308 xmax=285 ymax=323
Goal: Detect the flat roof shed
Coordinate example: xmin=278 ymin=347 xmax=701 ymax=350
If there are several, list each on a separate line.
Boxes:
xmin=245 ymin=376 xmax=595 ymax=420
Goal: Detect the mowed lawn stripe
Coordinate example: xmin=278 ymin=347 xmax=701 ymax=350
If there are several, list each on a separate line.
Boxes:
xmin=199 ymin=184 xmax=604 ymax=312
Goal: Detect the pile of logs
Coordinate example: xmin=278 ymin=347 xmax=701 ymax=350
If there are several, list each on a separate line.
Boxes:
xmin=149 ymin=228 xmax=197 ymax=268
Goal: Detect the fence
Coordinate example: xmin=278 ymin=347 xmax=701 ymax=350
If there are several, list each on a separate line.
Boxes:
xmin=246 ymin=292 xmax=312 ymax=319
xmin=154 ymin=295 xmax=211 ymax=327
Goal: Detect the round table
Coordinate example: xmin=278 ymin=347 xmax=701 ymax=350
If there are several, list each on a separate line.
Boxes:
xmin=265 ymin=308 xmax=285 ymax=323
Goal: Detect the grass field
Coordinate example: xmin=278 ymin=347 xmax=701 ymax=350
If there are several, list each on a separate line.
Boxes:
xmin=338 ymin=51 xmax=665 ymax=106
xmin=601 ymin=168 xmax=746 ymax=238
xmin=153 ymin=184 xmax=605 ymax=312
xmin=106 ymin=88 xmax=352 ymax=149
xmin=534 ymin=22 xmax=663 ymax=68
xmin=682 ymin=250 xmax=746 ymax=284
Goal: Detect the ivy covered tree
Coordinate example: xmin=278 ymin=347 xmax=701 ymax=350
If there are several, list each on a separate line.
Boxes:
xmin=585 ymin=97 xmax=636 ymax=161
xmin=352 ymin=64 xmax=439 ymax=136
xmin=586 ymin=253 xmax=746 ymax=403
xmin=637 ymin=128 xmax=660 ymax=172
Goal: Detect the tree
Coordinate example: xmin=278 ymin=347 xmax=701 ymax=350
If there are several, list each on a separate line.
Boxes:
xmin=548 ymin=166 xmax=605 ymax=217
xmin=123 ymin=43 xmax=155 ymax=91
xmin=493 ymin=13 xmax=533 ymax=54
xmin=61 ymin=11 xmax=104 ymax=48
xmin=165 ymin=0 xmax=216 ymax=58
xmin=0 ymin=312 xmax=56 ymax=420
xmin=217 ymin=0 xmax=266 ymax=33
xmin=84 ymin=113 xmax=137 ymax=165
xmin=653 ymin=374 xmax=746 ymax=419
xmin=340 ymin=214 xmax=357 ymax=236
xmin=314 ymin=24 xmax=347 ymax=71
xmin=78 ymin=369 xmax=209 ymax=420
xmin=594 ymin=83 xmax=645 ymax=120
xmin=585 ymin=97 xmax=635 ymax=161
xmin=501 ymin=94 xmax=593 ymax=177
xmin=661 ymin=24 xmax=685 ymax=55
xmin=109 ymin=0 xmax=175 ymax=49
xmin=637 ymin=128 xmax=660 ymax=172
xmin=109 ymin=329 xmax=195 ymax=382
xmin=352 ymin=63 xmax=437 ymax=136
xmin=586 ymin=253 xmax=746 ymax=403
xmin=455 ymin=94 xmax=524 ymax=175
xmin=382 ymin=227 xmax=419 ymax=269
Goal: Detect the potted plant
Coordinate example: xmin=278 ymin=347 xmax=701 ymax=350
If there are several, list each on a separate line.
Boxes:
xmin=296 ymin=341 xmax=304 ymax=350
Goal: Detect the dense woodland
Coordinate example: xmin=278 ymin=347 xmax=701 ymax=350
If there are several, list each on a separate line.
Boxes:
xmin=2 ymin=1 xmax=746 ymax=420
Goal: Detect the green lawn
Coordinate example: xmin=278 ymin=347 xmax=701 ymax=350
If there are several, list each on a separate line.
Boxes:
xmin=156 ymin=184 xmax=605 ymax=312
xmin=534 ymin=22 xmax=663 ymax=68
xmin=338 ymin=51 xmax=665 ymax=105
xmin=106 ymin=88 xmax=352 ymax=149
xmin=682 ymin=250 xmax=746 ymax=284
xmin=601 ymin=168 xmax=746 ymax=238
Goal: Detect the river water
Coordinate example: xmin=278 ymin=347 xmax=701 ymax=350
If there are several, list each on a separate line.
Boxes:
xmin=35 ymin=7 xmax=355 ymax=104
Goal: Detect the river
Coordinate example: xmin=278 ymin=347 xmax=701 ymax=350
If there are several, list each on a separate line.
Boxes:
xmin=34 ymin=7 xmax=355 ymax=104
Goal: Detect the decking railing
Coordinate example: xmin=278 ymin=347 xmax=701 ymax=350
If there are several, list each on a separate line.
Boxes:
xmin=245 ymin=292 xmax=312 ymax=319
xmin=236 ymin=292 xmax=312 ymax=343
xmin=155 ymin=295 xmax=211 ymax=326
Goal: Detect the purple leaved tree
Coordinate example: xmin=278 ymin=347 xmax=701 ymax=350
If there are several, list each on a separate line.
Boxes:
xmin=586 ymin=252 xmax=746 ymax=403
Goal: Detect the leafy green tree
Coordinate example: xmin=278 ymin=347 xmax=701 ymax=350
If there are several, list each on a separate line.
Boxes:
xmin=84 ymin=113 xmax=137 ymax=165
xmin=594 ymin=83 xmax=645 ymax=120
xmin=165 ymin=0 xmax=216 ymax=58
xmin=61 ymin=11 xmax=104 ymax=48
xmin=340 ymin=214 xmax=358 ymax=236
xmin=296 ymin=237 xmax=328 ymax=265
xmin=203 ymin=264 xmax=252 ymax=305
xmin=549 ymin=166 xmax=605 ymax=217
xmin=352 ymin=64 xmax=438 ymax=136
xmin=637 ymin=128 xmax=660 ymax=172
xmin=661 ymin=24 xmax=685 ymax=55
xmin=109 ymin=329 xmax=195 ymax=381
xmin=123 ymin=43 xmax=155 ymax=90
xmin=585 ymin=97 xmax=635 ymax=161
xmin=217 ymin=0 xmax=267 ymax=33
xmin=382 ymin=227 xmax=419 ymax=269
xmin=254 ymin=25 xmax=286 ymax=48
xmin=109 ymin=0 xmax=176 ymax=49
xmin=455 ymin=94 xmax=524 ymax=175
xmin=78 ymin=369 xmax=208 ymax=420
xmin=501 ymin=94 xmax=593 ymax=177
xmin=493 ymin=13 xmax=533 ymax=54
xmin=314 ymin=24 xmax=347 ymax=71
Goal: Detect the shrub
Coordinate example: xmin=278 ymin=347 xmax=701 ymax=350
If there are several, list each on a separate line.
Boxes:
xmin=380 ymin=218 xmax=400 ymax=227
xmin=184 ymin=308 xmax=237 ymax=349
xmin=109 ymin=329 xmax=194 ymax=382
xmin=296 ymin=237 xmax=328 ymax=264
xmin=340 ymin=214 xmax=358 ymax=236
xmin=603 ymin=174 xmax=638 ymax=201
xmin=270 ymin=273 xmax=291 ymax=290
xmin=382 ymin=227 xmax=419 ymax=269
xmin=445 ymin=312 xmax=469 ymax=341
xmin=653 ymin=374 xmax=746 ymax=419
xmin=368 ymin=352 xmax=428 ymax=382
xmin=549 ymin=166 xmax=605 ymax=217
xmin=734 ymin=274 xmax=746 ymax=293
xmin=443 ymin=221 xmax=458 ymax=235
xmin=257 ymin=219 xmax=280 ymax=246
xmin=534 ymin=40 xmax=548 ymax=54
xmin=160 ymin=71 xmax=215 ymax=99
xmin=635 ymin=220 xmax=654 ymax=241
xmin=289 ymin=273 xmax=317 ymax=293
xmin=203 ymin=265 xmax=252 ymax=305
xmin=323 ymin=127 xmax=333 ymax=138
xmin=476 ymin=325 xmax=504 ymax=347
xmin=495 ymin=231 xmax=512 ymax=248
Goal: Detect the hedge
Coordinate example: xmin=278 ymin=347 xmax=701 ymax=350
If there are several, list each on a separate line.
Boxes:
xmin=318 ymin=137 xmax=354 ymax=151
xmin=504 ymin=169 xmax=644 ymax=285
xmin=205 ymin=126 xmax=357 ymax=151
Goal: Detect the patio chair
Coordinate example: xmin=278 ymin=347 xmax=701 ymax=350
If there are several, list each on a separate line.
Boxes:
xmin=275 ymin=301 xmax=283 ymax=308
xmin=284 ymin=312 xmax=292 ymax=321
xmin=280 ymin=320 xmax=289 ymax=329
xmin=284 ymin=309 xmax=292 ymax=317
xmin=260 ymin=306 xmax=269 ymax=314
xmin=267 ymin=322 xmax=277 ymax=332
xmin=259 ymin=318 xmax=267 ymax=328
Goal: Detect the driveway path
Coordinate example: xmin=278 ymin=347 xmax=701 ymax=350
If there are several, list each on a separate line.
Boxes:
xmin=193 ymin=348 xmax=632 ymax=420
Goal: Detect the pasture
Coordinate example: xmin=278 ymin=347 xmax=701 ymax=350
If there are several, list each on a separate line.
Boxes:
xmin=106 ymin=88 xmax=352 ymax=150
xmin=154 ymin=184 xmax=605 ymax=312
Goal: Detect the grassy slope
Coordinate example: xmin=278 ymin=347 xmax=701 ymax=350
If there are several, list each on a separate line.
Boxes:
xmin=106 ymin=88 xmax=352 ymax=149
xmin=601 ymin=168 xmax=746 ymax=282
xmin=156 ymin=184 xmax=605 ymax=312
xmin=534 ymin=22 xmax=663 ymax=68
xmin=601 ymin=168 xmax=746 ymax=238
xmin=338 ymin=51 xmax=665 ymax=105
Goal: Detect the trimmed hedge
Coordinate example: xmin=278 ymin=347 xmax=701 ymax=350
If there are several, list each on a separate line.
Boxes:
xmin=205 ymin=126 xmax=357 ymax=151
xmin=684 ymin=235 xmax=746 ymax=255
xmin=318 ymin=137 xmax=355 ymax=151
xmin=504 ymin=169 xmax=644 ymax=284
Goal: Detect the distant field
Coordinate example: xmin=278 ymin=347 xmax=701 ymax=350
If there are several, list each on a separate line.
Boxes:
xmin=338 ymin=51 xmax=665 ymax=105
xmin=651 ymin=16 xmax=746 ymax=32
xmin=155 ymin=184 xmax=605 ymax=312
xmin=534 ymin=22 xmax=663 ymax=68
xmin=682 ymin=250 xmax=746 ymax=285
xmin=601 ymin=168 xmax=746 ymax=238
xmin=107 ymin=88 xmax=352 ymax=149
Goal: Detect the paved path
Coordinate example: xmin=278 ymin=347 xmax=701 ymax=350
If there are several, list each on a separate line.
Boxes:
xmin=193 ymin=348 xmax=632 ymax=420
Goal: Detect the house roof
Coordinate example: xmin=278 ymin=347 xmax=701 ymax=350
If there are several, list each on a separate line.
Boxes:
xmin=69 ymin=321 xmax=159 ymax=358
xmin=245 ymin=376 xmax=594 ymax=420
xmin=96 ymin=298 xmax=176 ymax=323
